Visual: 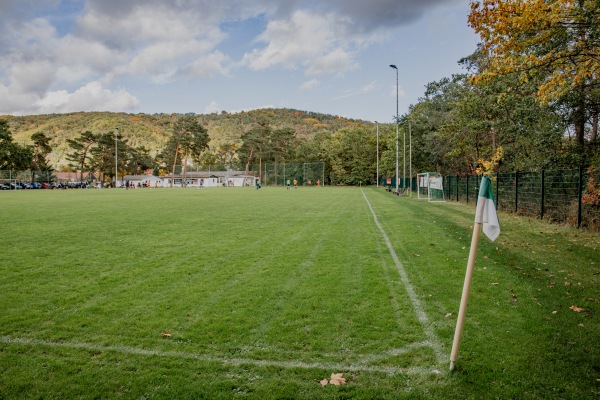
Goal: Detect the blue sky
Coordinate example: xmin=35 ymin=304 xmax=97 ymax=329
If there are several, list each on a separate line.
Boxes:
xmin=0 ymin=0 xmax=479 ymax=122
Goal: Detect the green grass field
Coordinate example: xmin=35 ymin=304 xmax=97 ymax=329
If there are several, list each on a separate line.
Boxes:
xmin=1 ymin=186 xmax=599 ymax=399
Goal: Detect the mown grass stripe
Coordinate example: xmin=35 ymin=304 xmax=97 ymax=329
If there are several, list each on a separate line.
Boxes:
xmin=361 ymin=189 xmax=444 ymax=364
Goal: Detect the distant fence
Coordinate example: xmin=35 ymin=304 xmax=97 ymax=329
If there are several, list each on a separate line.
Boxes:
xmin=1 ymin=161 xmax=326 ymax=187
xmin=443 ymin=167 xmax=600 ymax=230
xmin=174 ymin=162 xmax=326 ymax=186
xmin=0 ymin=170 xmax=55 ymax=183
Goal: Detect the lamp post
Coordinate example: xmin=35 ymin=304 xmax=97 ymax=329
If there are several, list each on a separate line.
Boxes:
xmin=390 ymin=64 xmax=399 ymax=193
xmin=376 ymin=121 xmax=379 ymax=187
xmin=409 ymin=121 xmax=412 ymax=196
xmin=114 ymin=127 xmax=119 ymax=188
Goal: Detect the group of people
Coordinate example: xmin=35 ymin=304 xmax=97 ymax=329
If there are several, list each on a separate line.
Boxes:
xmin=124 ymin=180 xmax=159 ymax=189
xmin=253 ymin=178 xmax=323 ymax=190
xmin=285 ymin=179 xmax=320 ymax=189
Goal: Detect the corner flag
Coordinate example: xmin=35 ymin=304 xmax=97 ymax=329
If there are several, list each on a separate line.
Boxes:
xmin=475 ymin=176 xmax=499 ymax=241
xmin=450 ymin=175 xmax=500 ymax=371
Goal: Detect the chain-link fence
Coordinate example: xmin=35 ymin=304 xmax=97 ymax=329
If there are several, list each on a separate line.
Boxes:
xmin=445 ymin=168 xmax=600 ymax=230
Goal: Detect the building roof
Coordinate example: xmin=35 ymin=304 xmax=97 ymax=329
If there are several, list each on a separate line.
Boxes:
xmin=122 ymin=174 xmax=162 ymax=181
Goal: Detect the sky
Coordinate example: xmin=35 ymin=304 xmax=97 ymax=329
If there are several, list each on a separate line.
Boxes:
xmin=0 ymin=0 xmax=480 ymax=123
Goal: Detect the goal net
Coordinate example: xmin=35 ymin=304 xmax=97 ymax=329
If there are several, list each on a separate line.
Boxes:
xmin=417 ymin=173 xmax=445 ymax=202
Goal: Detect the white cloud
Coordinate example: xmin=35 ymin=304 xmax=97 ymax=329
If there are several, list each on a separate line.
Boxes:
xmin=242 ymin=10 xmax=369 ymax=76
xmin=334 ymin=81 xmax=378 ymax=100
xmin=204 ymin=101 xmax=221 ymax=114
xmin=390 ymin=83 xmax=407 ymax=98
xmin=306 ymin=48 xmax=357 ymax=77
xmin=34 ymin=81 xmax=139 ymax=114
xmin=300 ymin=79 xmax=320 ymax=91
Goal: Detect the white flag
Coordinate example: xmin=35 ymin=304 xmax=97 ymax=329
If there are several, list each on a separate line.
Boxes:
xmin=475 ymin=176 xmax=500 ymax=241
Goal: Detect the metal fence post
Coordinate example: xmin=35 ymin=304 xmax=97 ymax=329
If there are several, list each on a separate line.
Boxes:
xmin=456 ymin=175 xmax=459 ymax=202
xmin=515 ymin=171 xmax=519 ymax=213
xmin=466 ymin=175 xmax=469 ymax=204
xmin=541 ymin=169 xmax=545 ymax=220
xmin=496 ymin=172 xmax=499 ymax=211
xmin=577 ymin=166 xmax=583 ymax=228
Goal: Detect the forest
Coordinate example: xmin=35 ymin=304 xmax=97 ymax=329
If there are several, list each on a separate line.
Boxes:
xmin=0 ymin=0 xmax=598 ymax=185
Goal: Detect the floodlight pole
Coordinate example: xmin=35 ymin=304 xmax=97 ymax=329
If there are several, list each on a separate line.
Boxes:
xmin=390 ymin=64 xmax=399 ymax=193
xmin=114 ymin=127 xmax=119 ymax=188
xmin=403 ymin=117 xmax=406 ymax=192
xmin=376 ymin=121 xmax=379 ymax=187
xmin=409 ymin=121 xmax=412 ymax=197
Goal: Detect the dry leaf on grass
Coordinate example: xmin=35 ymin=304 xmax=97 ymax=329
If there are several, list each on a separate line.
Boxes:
xmin=569 ymin=305 xmax=585 ymax=313
xmin=319 ymin=379 xmax=328 ymax=387
xmin=161 ymin=331 xmax=172 ymax=337
xmin=329 ymin=373 xmax=346 ymax=386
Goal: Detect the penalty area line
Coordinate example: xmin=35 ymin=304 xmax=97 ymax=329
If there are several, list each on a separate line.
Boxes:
xmin=0 ymin=335 xmax=439 ymax=376
xmin=361 ymin=190 xmax=445 ymax=365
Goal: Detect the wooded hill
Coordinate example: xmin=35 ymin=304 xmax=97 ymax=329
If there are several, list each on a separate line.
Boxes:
xmin=4 ymin=109 xmax=372 ymax=171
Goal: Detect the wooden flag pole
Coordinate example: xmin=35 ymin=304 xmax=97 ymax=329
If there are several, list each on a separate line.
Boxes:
xmin=450 ymin=220 xmax=482 ymax=371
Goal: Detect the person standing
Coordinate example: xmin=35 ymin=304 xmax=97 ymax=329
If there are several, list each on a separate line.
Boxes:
xmin=293 ymin=179 xmax=297 ymax=189
xmin=286 ymin=179 xmax=291 ymax=190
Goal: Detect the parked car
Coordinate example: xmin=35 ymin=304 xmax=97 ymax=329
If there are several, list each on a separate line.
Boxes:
xmin=30 ymin=182 xmax=42 ymax=189
xmin=0 ymin=183 xmax=10 ymax=190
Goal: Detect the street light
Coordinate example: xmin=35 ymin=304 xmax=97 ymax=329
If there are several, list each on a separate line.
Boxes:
xmin=376 ymin=121 xmax=379 ymax=187
xmin=115 ymin=127 xmax=119 ymax=188
xmin=390 ymin=64 xmax=399 ymax=193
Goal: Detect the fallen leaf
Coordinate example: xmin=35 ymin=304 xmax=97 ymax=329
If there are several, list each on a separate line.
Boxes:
xmin=569 ymin=305 xmax=585 ymax=313
xmin=490 ymin=282 xmax=499 ymax=286
xmin=329 ymin=373 xmax=346 ymax=386
xmin=445 ymin=312 xmax=454 ymax=318
xmin=552 ymin=310 xmax=558 ymax=314
xmin=320 ymin=379 xmax=328 ymax=387
xmin=161 ymin=331 xmax=172 ymax=337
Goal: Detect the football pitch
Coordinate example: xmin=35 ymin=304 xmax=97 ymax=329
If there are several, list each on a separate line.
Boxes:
xmin=1 ymin=186 xmax=599 ymax=399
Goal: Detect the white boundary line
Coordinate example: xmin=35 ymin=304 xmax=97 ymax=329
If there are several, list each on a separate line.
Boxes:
xmin=0 ymin=336 xmax=438 ymax=376
xmin=361 ymin=190 xmax=445 ymax=365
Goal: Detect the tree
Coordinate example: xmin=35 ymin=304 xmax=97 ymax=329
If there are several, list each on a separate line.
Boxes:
xmin=0 ymin=120 xmax=32 ymax=171
xmin=324 ymin=127 xmax=375 ymax=185
xmin=89 ymin=132 xmax=126 ymax=185
xmin=160 ymin=114 xmax=209 ymax=187
xmin=269 ymin=127 xmax=296 ymax=183
xmin=469 ymin=0 xmax=600 ymax=147
xmin=66 ymin=131 xmax=98 ymax=182
xmin=30 ymin=132 xmax=53 ymax=182
xmin=125 ymin=146 xmax=155 ymax=175
xmin=238 ymin=119 xmax=271 ymax=178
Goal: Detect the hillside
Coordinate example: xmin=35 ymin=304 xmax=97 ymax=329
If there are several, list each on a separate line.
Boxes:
xmin=3 ymin=109 xmax=373 ymax=170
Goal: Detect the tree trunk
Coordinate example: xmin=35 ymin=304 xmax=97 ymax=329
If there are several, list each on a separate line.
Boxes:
xmin=182 ymin=149 xmax=189 ymax=188
xmin=574 ymin=99 xmax=586 ymax=147
xmin=244 ymin=149 xmax=254 ymax=181
xmin=592 ymin=107 xmax=598 ymax=142
xmin=171 ymin=142 xmax=180 ymax=188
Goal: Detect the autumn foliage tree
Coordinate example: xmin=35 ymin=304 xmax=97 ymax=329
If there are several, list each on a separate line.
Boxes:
xmin=468 ymin=0 xmax=600 ymax=146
